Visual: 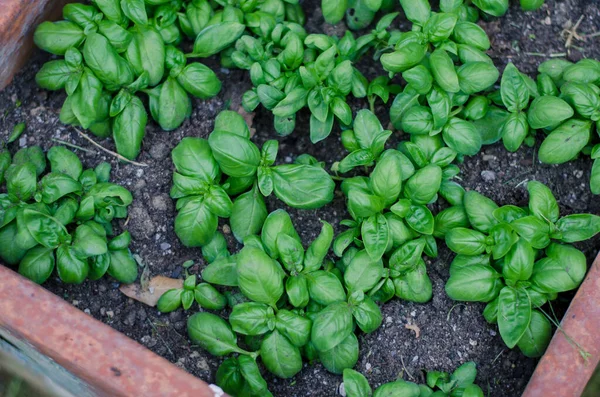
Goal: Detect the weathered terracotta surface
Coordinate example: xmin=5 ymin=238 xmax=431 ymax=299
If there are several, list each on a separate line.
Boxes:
xmin=522 ymin=255 xmax=600 ymax=397
xmin=0 ymin=265 xmax=217 ymax=397
xmin=0 ymin=0 xmax=69 ymax=90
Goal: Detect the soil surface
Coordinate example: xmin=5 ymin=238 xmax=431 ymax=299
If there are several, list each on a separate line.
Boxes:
xmin=1 ymin=1 xmax=600 ymax=396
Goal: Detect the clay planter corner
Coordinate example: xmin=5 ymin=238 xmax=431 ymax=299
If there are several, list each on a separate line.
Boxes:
xmin=0 ymin=265 xmax=219 ymax=397
xmin=522 ymin=253 xmax=600 ymax=397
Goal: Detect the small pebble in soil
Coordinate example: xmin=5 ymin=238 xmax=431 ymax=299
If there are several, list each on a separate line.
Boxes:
xmin=338 ymin=383 xmax=346 ymax=397
xmin=149 ymin=142 xmax=169 ymax=159
xmin=469 ymin=339 xmax=478 ymax=346
xmin=160 ymin=242 xmax=171 ymax=251
xmin=151 ymin=194 xmax=170 ymax=211
xmin=106 ymin=310 xmax=114 ymax=318
xmin=481 ymin=170 xmax=496 ymax=182
xmin=222 ymin=224 xmax=231 ymax=234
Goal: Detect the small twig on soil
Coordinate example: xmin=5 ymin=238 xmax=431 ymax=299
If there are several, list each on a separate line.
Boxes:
xmin=146 ymin=318 xmax=175 ymax=359
xmin=73 ymin=128 xmax=149 ymax=167
xmin=583 ymin=32 xmax=600 ymax=38
xmin=399 ymin=355 xmax=415 ymax=381
xmin=515 ymin=179 xmax=529 ymax=189
xmin=562 ymin=15 xmax=585 ymax=49
xmin=51 ymin=138 xmax=96 ymax=154
xmin=524 ymin=52 xmax=567 ymax=58
xmin=491 ymin=349 xmax=505 ymax=365
xmin=446 ymin=303 xmax=467 ymax=322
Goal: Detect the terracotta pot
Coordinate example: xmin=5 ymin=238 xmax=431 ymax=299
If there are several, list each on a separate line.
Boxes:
xmin=0 ymin=0 xmax=72 ymax=89
xmin=0 ymin=265 xmax=220 ymax=397
xmin=522 ymin=255 xmax=600 ymax=397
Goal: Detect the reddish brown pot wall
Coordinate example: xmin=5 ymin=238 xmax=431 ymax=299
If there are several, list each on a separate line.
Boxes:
xmin=0 ymin=0 xmax=70 ymax=90
xmin=522 ymin=255 xmax=600 ymax=397
xmin=0 ymin=265 xmax=217 ymax=397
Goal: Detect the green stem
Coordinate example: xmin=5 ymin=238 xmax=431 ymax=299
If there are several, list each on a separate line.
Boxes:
xmin=538 ymin=304 xmax=591 ymax=361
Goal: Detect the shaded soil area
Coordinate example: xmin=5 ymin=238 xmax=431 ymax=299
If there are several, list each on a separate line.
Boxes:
xmin=1 ymin=1 xmax=600 ymax=396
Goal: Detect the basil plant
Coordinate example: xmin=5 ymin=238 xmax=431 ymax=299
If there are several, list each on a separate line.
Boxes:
xmin=331 ymin=110 xmax=467 ymax=304
xmin=378 ymin=2 xmax=500 ymax=158
xmin=490 ymin=59 xmax=600 ymax=194
xmin=170 ymin=110 xmax=335 ymax=248
xmin=174 ymin=209 xmax=383 ymax=395
xmin=34 ymin=1 xmax=222 ymax=160
xmin=343 ymin=361 xmax=484 ymax=397
xmin=0 ymin=146 xmax=138 ymax=285
xmin=444 ymin=182 xmax=600 ymax=357
xmin=238 ymin=26 xmax=380 ymax=142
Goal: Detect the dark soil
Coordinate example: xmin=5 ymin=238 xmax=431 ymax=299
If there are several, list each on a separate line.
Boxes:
xmin=1 ymin=1 xmax=600 ymax=396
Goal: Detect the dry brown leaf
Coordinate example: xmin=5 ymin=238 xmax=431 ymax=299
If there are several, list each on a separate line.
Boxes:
xmin=119 ymin=276 xmax=183 ymax=307
xmin=405 ymin=323 xmax=421 ymax=338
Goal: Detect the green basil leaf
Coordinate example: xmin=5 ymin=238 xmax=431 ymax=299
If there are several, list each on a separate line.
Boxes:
xmin=351 ymin=294 xmax=382 ymax=333
xmin=501 ymin=112 xmax=529 ymax=153
xmin=527 ymin=181 xmax=559 ymax=223
xmin=237 ymin=246 xmax=284 ymax=306
xmin=442 ymin=117 xmax=482 ymax=156
xmin=445 ymin=264 xmax=502 ymax=302
xmin=157 ymin=289 xmax=183 ymax=312
xmin=344 ymin=249 xmax=384 ymax=292
xmin=150 ymin=77 xmax=192 ymax=131
xmin=556 ymin=214 xmax=600 ymax=243
xmin=230 ymin=184 xmax=268 ymax=243
xmin=174 ymin=196 xmax=218 ymax=247
xmin=73 ymin=223 xmax=108 ymax=257
xmin=430 ymin=49 xmax=460 ymax=93
xmin=510 ymin=216 xmax=551 ymax=249
xmin=538 ymin=119 xmax=592 ymax=164
xmin=501 ymin=63 xmax=530 ymax=112
xmin=271 ymin=164 xmax=334 ymax=209
xmin=361 ymin=214 xmax=389 ymax=261
xmin=188 ymin=312 xmax=242 ymax=356
xmin=304 ymin=221 xmax=334 ymax=272
xmin=531 ymin=243 xmax=586 ymax=293
xmin=229 ymin=302 xmax=274 ymax=335
xmin=121 ymin=0 xmax=148 ymax=25
xmin=260 ymin=330 xmax=303 ymax=378
xmin=18 ymin=246 xmax=55 ymax=284
xmin=202 ymin=256 xmax=239 ymax=286
xmin=112 ymin=96 xmax=147 ymax=160
xmin=463 ymin=190 xmax=499 ymax=233
xmin=34 ymin=21 xmax=85 ymax=55
xmin=23 ymin=209 xmax=69 ymax=249
xmin=393 ymin=260 xmax=433 ymax=303
xmin=498 ymin=286 xmax=531 ymax=349
xmin=433 ymin=206 xmax=469 ymax=239
xmin=311 ymin=301 xmax=353 ymax=352
xmin=527 ymin=96 xmax=574 ymax=130
xmin=445 ymin=227 xmax=487 ymax=256
xmin=453 ymin=21 xmax=490 ymax=50
xmin=308 ymin=270 xmax=347 ymax=305
xmin=261 ymin=209 xmax=301 ymax=259
xmin=472 ymin=0 xmax=509 ymax=16
xmin=343 ymin=369 xmax=373 ymax=397
xmin=517 ymin=310 xmax=552 ymax=358
xmin=194 ymin=283 xmax=227 ymax=310
xmin=56 ymin=244 xmax=89 ymax=284
xmin=404 ymin=165 xmax=442 ymax=205
xmin=502 ymin=238 xmax=535 ymax=282
xmin=457 ymin=61 xmax=499 ymax=94
xmin=125 ymin=25 xmax=165 ymax=86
